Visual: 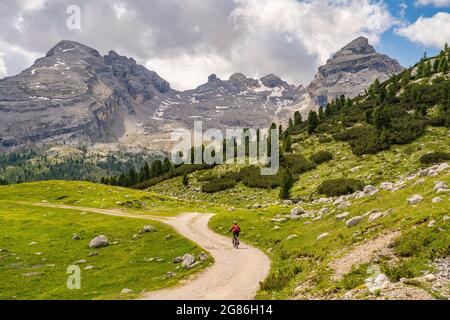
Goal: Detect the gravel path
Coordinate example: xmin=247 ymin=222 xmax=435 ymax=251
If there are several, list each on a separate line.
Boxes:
xmin=30 ymin=202 xmax=270 ymax=300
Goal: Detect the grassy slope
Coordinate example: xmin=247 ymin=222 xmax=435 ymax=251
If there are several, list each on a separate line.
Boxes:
xmin=0 ymin=180 xmax=211 ymax=216
xmin=0 ymin=184 xmax=210 ymax=300
xmin=149 ymin=127 xmax=450 ymax=299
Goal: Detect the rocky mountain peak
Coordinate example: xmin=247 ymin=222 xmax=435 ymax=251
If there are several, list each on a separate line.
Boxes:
xmin=308 ymin=36 xmax=403 ymax=106
xmin=208 ymin=74 xmax=220 ymax=83
xmin=333 ymin=36 xmax=375 ymax=58
xmin=229 ymin=72 xmax=247 ymax=82
xmin=45 ymin=40 xmax=101 ymax=58
xmin=260 ymin=74 xmax=283 ymax=88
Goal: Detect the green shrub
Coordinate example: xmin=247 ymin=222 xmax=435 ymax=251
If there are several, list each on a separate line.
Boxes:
xmin=419 ymin=152 xmax=450 ymax=165
xmin=202 ymin=178 xmax=236 ymax=193
xmin=318 ymin=136 xmax=333 ymax=143
xmin=260 ymin=264 xmax=302 ymax=291
xmin=310 ymin=151 xmax=333 ymax=164
xmin=317 ymin=178 xmax=364 ymax=196
xmin=241 ymin=166 xmax=283 ymax=189
xmin=338 ymin=264 xmax=369 ymax=290
xmin=281 ymin=154 xmax=316 ymax=174
xmin=381 ymin=261 xmax=418 ymax=282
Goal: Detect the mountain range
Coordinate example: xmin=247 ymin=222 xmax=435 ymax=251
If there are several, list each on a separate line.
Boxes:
xmin=0 ymin=37 xmax=403 ymax=152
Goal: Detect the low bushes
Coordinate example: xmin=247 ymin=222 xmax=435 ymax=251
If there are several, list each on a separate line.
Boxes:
xmin=419 ymin=152 xmax=450 ymax=165
xmin=310 ymin=151 xmax=333 ymax=164
xmin=241 ymin=166 xmax=283 ymax=189
xmin=202 ymin=178 xmax=236 ymax=193
xmin=281 ymin=154 xmax=316 ymax=174
xmin=260 ymin=264 xmax=302 ymax=292
xmin=317 ymin=178 xmax=364 ymax=196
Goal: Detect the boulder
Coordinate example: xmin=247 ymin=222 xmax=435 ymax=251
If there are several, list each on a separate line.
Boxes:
xmin=290 ymin=207 xmax=305 ymax=219
xmin=436 ymin=162 xmax=449 ymax=172
xmin=432 ymin=197 xmax=442 ymax=203
xmin=436 ymin=188 xmax=450 ymax=194
xmin=428 ymin=220 xmax=436 ymax=228
xmin=365 ymin=274 xmax=390 ymax=294
xmin=368 ymin=209 xmax=393 ymax=223
xmin=380 ymin=182 xmax=394 ymax=190
xmin=434 ymin=181 xmax=448 ymax=192
xmin=181 ymin=254 xmax=196 ymax=268
xmin=443 ymin=215 xmax=450 ymax=222
xmin=336 ymin=212 xmax=350 ymax=220
xmin=121 ymin=288 xmax=133 ymax=294
xmin=318 ymin=207 xmax=329 ymax=215
xmin=317 ymin=233 xmax=329 ymax=240
xmin=346 ymin=216 xmax=363 ymax=228
xmin=143 ymin=225 xmax=156 ymax=233
xmin=364 ymin=185 xmax=379 ymax=195
xmin=407 ymin=194 xmax=424 ymax=205
xmin=89 ymin=235 xmax=109 ymax=248
xmin=173 ymin=256 xmax=183 ymax=263
xmin=199 ymin=252 xmax=208 ymax=261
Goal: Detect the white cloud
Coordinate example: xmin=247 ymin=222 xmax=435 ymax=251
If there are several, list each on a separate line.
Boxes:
xmin=0 ymin=0 xmax=396 ymax=89
xmin=416 ymin=0 xmax=450 ymax=7
xmin=0 ymin=53 xmax=7 ymax=78
xmin=149 ymin=0 xmax=396 ymax=89
xmin=17 ymin=0 xmax=48 ymax=11
xmin=397 ymin=12 xmax=450 ymax=48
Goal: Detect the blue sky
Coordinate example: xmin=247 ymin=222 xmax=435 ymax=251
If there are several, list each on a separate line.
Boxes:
xmin=376 ymin=0 xmax=450 ymax=67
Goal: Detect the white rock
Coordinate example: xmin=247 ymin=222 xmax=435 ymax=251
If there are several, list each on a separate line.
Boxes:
xmin=428 ymin=220 xmax=436 ymax=228
xmin=432 ymin=197 xmax=442 ymax=203
xmin=89 ymin=235 xmax=109 ymax=248
xmin=434 ymin=182 xmax=448 ymax=192
xmin=318 ymin=207 xmax=329 ymax=215
xmin=436 ymin=188 xmax=450 ymax=194
xmin=121 ymin=288 xmax=133 ymax=294
xmin=423 ymin=274 xmax=436 ymax=282
xmin=317 ymin=232 xmax=329 ymax=240
xmin=290 ymin=207 xmax=305 ymax=219
xmin=365 ymin=274 xmax=390 ymax=293
xmin=336 ymin=212 xmax=350 ymax=220
xmin=143 ymin=225 xmax=156 ymax=233
xmin=436 ymin=163 xmax=449 ymax=172
xmin=286 ymin=234 xmax=298 ymax=240
xmin=443 ymin=215 xmax=450 ymax=222
xmin=380 ymin=182 xmax=394 ymax=190
xmin=407 ymin=194 xmax=424 ymax=205
xmin=181 ymin=254 xmax=196 ymax=268
xmin=74 ymin=259 xmax=87 ymax=265
xmin=364 ymin=185 xmax=378 ymax=195
xmin=346 ymin=216 xmax=363 ymax=227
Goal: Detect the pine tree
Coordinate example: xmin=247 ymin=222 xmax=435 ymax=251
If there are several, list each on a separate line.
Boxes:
xmin=162 ymin=158 xmax=173 ymax=174
xmin=307 ymin=111 xmax=319 ymax=134
xmin=416 ymin=62 xmax=424 ymax=79
xmin=288 ymin=118 xmax=294 ymax=129
xmin=139 ymin=162 xmax=150 ymax=182
xmin=284 ymin=135 xmax=292 ymax=153
xmin=372 ymin=106 xmax=391 ymax=130
xmin=279 ymin=170 xmax=294 ymax=200
xmin=294 ymin=111 xmax=302 ymax=125
xmin=150 ymin=160 xmax=163 ymax=178
xmin=318 ymin=106 xmax=324 ymax=121
xmin=433 ymin=58 xmax=440 ymax=73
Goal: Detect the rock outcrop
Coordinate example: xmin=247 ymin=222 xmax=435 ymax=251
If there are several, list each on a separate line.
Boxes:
xmin=308 ymin=37 xmax=403 ymax=106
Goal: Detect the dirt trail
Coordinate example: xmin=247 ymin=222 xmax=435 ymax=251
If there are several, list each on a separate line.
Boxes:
xmin=29 ymin=202 xmax=271 ymax=300
xmin=330 ymin=231 xmax=400 ymax=281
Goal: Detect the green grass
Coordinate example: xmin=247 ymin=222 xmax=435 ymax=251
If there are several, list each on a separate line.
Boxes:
xmin=0 ymin=201 xmax=209 ymax=300
xmin=0 ymin=180 xmax=212 ymax=217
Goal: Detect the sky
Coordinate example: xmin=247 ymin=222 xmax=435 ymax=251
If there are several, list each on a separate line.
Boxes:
xmin=0 ymin=0 xmax=449 ymax=90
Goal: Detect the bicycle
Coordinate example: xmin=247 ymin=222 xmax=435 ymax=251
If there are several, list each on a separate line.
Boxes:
xmin=232 ymin=233 xmax=240 ymax=249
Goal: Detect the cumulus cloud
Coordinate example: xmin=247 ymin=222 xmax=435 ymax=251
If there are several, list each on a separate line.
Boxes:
xmin=415 ymin=0 xmax=450 ymax=7
xmin=0 ymin=53 xmax=7 ymax=78
xmin=0 ymin=0 xmax=396 ymax=89
xmin=397 ymin=12 xmax=450 ymax=48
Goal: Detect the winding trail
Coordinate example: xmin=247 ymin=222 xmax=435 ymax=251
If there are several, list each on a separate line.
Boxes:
xmin=29 ymin=202 xmax=271 ymax=300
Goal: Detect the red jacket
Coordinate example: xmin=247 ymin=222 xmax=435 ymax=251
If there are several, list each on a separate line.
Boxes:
xmin=230 ymin=225 xmax=241 ymax=234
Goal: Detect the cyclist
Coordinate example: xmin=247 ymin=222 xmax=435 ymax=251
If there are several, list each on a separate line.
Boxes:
xmin=229 ymin=221 xmax=241 ymax=248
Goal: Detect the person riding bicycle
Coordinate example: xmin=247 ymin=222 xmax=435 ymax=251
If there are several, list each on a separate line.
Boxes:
xmin=229 ymin=221 xmax=241 ymax=247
